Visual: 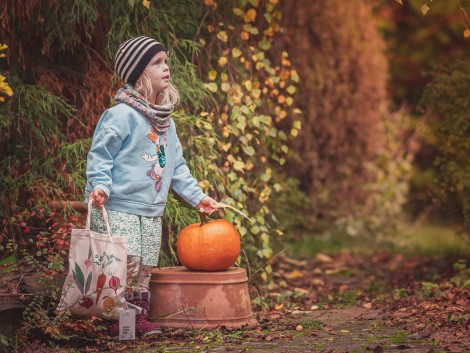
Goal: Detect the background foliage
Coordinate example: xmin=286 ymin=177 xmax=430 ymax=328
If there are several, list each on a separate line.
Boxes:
xmin=418 ymin=59 xmax=470 ymax=235
xmin=374 ymin=0 xmax=470 ymax=224
xmin=277 ymin=0 xmax=414 ymax=240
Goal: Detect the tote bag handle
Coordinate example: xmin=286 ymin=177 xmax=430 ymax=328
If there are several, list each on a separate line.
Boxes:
xmin=85 ymin=199 xmax=112 ymax=236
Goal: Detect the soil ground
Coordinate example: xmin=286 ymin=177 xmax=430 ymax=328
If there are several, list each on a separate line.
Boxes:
xmin=1 ymin=251 xmax=469 ymax=353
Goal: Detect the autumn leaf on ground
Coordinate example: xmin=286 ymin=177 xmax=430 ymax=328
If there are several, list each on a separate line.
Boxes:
xmin=284 ymin=269 xmax=303 ymax=279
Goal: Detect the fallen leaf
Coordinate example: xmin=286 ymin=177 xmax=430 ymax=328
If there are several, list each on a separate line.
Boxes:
xmin=282 ymin=256 xmax=307 ymax=267
xmin=315 ymin=253 xmax=333 ymax=262
xmin=284 ymin=269 xmax=303 ymax=279
xmin=325 ymin=267 xmax=351 ymax=275
xmin=295 ymin=324 xmax=303 ymax=331
xmin=311 ymin=278 xmax=325 ymax=286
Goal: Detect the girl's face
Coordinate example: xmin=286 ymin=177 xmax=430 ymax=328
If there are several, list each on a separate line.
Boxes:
xmin=144 ymin=51 xmax=170 ymax=94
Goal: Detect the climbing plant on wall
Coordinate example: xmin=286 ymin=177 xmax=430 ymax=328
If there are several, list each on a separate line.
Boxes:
xmin=0 ymin=0 xmax=299 ymax=276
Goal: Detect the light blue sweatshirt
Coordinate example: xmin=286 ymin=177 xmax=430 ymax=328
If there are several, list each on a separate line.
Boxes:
xmin=85 ymin=103 xmax=206 ymax=217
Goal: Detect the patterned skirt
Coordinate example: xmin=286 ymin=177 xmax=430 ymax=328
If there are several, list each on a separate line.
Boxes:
xmin=90 ymin=207 xmax=162 ymax=267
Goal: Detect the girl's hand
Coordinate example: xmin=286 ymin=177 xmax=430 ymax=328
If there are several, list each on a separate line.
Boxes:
xmin=90 ymin=188 xmax=108 ymax=209
xmin=196 ymin=196 xmax=219 ymax=215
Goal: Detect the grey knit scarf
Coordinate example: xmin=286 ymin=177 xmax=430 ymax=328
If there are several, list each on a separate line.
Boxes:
xmin=114 ymin=84 xmax=173 ymax=133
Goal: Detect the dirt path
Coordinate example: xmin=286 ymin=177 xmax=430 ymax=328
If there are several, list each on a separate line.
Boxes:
xmin=134 ymin=308 xmax=451 ymax=353
xmin=131 ymin=252 xmax=469 ymax=353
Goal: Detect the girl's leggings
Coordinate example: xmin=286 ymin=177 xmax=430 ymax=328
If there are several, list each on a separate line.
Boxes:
xmin=127 ymin=255 xmax=153 ymax=292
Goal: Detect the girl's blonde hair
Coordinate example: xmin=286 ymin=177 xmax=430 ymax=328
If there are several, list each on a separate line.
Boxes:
xmin=134 ymin=72 xmax=180 ymax=106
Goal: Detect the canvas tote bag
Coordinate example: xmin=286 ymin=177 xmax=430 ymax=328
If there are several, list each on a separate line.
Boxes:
xmin=57 ymin=200 xmax=128 ymax=319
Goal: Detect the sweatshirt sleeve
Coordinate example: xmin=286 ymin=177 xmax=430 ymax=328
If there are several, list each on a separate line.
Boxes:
xmin=86 ymin=112 xmax=125 ymax=197
xmin=170 ymin=133 xmax=206 ymax=207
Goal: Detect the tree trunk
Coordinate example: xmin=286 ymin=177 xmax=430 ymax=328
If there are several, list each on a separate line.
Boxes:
xmin=280 ymin=0 xmax=389 ymax=218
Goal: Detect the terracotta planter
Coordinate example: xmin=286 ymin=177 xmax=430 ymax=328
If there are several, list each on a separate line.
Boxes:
xmin=148 ymin=266 xmax=258 ymax=330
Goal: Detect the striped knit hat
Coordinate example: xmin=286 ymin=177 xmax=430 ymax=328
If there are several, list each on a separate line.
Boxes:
xmin=114 ymin=36 xmax=167 ymax=86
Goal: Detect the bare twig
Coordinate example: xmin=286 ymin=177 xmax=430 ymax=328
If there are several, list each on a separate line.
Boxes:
xmin=249 ymin=248 xmax=287 ymax=282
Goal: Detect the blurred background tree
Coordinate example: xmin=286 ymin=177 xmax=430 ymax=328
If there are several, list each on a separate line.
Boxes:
xmin=374 ymin=0 xmax=470 ymax=236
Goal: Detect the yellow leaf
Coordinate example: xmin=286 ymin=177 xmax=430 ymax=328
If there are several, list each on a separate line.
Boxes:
xmin=221 ymin=82 xmax=230 ymax=92
xmin=232 ymin=47 xmax=242 ymax=58
xmin=464 ymin=29 xmax=470 ymax=38
xmin=233 ymin=160 xmax=245 ymax=172
xmin=244 ymin=9 xmax=257 ymax=23
xmin=281 ymin=58 xmax=291 ymax=67
xmin=421 ymin=4 xmax=430 ymax=16
xmin=221 ymin=142 xmax=231 ymax=152
xmin=233 ymin=8 xmax=244 ymax=16
xmin=244 ymin=80 xmax=253 ymax=91
xmin=218 ymin=56 xmax=227 ymax=67
xmin=204 ymin=82 xmax=218 ymax=93
xmin=0 ymin=75 xmax=13 ymax=96
xmin=198 ymin=180 xmax=209 ymax=189
xmin=252 ymin=88 xmax=261 ymax=99
xmin=293 ymin=121 xmax=301 ymax=129
xmin=208 ymin=70 xmax=217 ymax=81
xmin=142 ymin=0 xmax=150 ymax=9
xmin=286 ymin=97 xmax=293 ymax=106
xmin=290 ymin=128 xmax=298 ymax=137
xmin=291 ymin=70 xmax=299 ymax=83
xmin=278 ymin=109 xmax=287 ymax=120
xmin=315 ymin=253 xmax=333 ymax=262
xmin=217 ymin=31 xmax=228 ymax=42
xmin=286 ymin=85 xmax=296 ymax=95
xmin=284 ymin=269 xmax=303 ymax=279
xmin=240 ymin=31 xmax=250 ymax=40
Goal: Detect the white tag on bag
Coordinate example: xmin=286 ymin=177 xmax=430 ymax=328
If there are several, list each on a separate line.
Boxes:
xmin=119 ymin=309 xmax=136 ymax=340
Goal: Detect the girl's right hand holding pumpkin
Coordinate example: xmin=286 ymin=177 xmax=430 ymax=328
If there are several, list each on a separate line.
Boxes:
xmin=90 ymin=188 xmax=108 ymax=209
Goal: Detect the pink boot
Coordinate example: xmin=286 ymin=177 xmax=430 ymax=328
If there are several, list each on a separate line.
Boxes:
xmin=106 ymin=319 xmax=120 ymax=338
xmin=127 ymin=291 xmax=161 ymax=337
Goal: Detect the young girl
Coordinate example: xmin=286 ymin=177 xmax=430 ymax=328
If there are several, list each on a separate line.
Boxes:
xmin=85 ymin=36 xmax=218 ymax=337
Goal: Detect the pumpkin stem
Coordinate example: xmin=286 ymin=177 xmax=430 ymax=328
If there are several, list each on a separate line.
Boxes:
xmin=199 ymin=212 xmax=208 ymax=225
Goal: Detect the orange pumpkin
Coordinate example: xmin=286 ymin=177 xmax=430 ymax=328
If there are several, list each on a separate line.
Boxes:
xmin=177 ymin=213 xmax=240 ymax=271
